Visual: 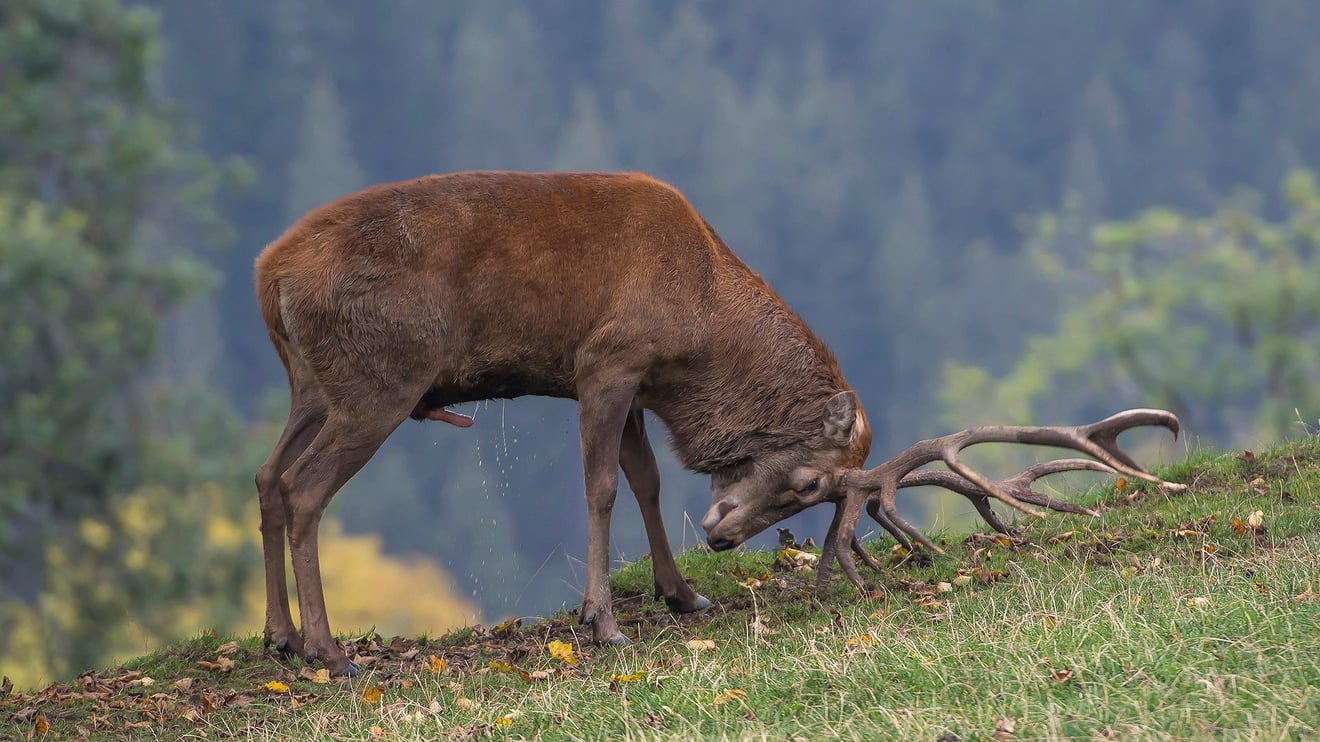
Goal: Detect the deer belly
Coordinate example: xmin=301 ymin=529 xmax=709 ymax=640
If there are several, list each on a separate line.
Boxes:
xmin=409 ymin=367 xmax=576 ymax=421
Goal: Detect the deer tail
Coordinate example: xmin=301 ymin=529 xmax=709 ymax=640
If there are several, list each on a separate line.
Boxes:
xmin=254 ymin=256 xmax=294 ymax=373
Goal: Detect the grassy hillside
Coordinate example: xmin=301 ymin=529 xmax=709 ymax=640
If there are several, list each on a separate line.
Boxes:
xmin=4 ymin=440 xmax=1319 ymax=741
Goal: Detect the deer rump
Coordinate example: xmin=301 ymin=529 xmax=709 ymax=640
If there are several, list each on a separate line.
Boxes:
xmin=252 ymin=171 xmax=869 ymax=676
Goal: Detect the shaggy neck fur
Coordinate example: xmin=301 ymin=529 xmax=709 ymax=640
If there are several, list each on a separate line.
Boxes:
xmin=651 ymin=243 xmax=852 ymax=474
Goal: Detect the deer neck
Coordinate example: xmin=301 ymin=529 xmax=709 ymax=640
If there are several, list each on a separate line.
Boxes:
xmin=652 ymin=279 xmax=849 ymax=474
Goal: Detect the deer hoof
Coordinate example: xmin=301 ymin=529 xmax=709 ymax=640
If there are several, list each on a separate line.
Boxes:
xmin=271 ymin=636 xmax=303 ymax=659
xmin=601 ymin=633 xmax=632 ymax=647
xmin=664 ymin=593 xmax=712 ymax=613
xmin=306 ymin=653 xmax=358 ymax=678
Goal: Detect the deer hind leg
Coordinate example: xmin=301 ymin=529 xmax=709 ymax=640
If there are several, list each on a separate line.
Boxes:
xmin=277 ymin=385 xmax=426 ymax=676
xmin=619 ymin=409 xmax=711 ymax=614
xmin=255 ymin=358 xmax=327 ymax=660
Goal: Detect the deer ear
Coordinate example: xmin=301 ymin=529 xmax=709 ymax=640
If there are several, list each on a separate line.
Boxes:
xmin=822 ymin=391 xmax=858 ymax=446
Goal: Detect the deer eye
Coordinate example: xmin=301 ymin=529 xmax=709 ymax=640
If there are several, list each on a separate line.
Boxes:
xmin=799 ymin=477 xmax=820 ymax=494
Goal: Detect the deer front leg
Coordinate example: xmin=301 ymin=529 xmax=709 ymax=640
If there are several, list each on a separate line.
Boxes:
xmin=620 ymin=410 xmax=711 ymax=614
xmin=577 ymin=378 xmax=639 ymax=646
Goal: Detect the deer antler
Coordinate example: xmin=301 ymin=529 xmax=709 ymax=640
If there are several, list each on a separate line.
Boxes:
xmin=841 ymin=458 xmax=1116 ymax=578
xmin=818 ymin=409 xmax=1184 ymax=591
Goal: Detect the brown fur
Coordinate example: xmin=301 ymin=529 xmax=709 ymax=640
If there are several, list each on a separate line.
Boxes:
xmin=252 ymin=171 xmax=867 ymax=673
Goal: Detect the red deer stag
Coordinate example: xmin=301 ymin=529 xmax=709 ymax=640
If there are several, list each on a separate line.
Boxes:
xmin=254 ymin=171 xmax=1180 ymax=676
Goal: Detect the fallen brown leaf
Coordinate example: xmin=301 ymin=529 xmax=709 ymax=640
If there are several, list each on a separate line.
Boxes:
xmin=216 ymin=641 xmax=240 ymax=656
xmin=197 ymin=656 xmax=235 ymax=673
xmin=492 ymin=617 xmax=522 ymax=635
xmin=993 ymin=717 xmax=1016 ymax=739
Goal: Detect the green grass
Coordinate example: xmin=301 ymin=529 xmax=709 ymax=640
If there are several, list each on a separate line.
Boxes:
xmin=5 ymin=440 xmax=1320 ymax=740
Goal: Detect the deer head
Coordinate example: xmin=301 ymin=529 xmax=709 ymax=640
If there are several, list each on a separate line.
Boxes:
xmin=702 ymin=390 xmax=871 ymax=550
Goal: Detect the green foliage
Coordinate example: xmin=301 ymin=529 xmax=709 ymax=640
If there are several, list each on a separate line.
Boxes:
xmin=944 ymin=170 xmax=1320 ymax=448
xmin=0 ymin=197 xmax=208 ymax=522
xmin=0 ymin=0 xmax=225 ymax=523
xmin=0 ymin=0 xmax=258 ymax=685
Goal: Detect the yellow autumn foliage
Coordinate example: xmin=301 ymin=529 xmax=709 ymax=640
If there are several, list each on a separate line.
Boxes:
xmin=0 ymin=483 xmax=479 ymax=690
xmin=297 ymin=519 xmax=480 ymax=638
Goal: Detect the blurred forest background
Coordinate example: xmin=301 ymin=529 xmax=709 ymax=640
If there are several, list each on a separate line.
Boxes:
xmin=4 ymin=0 xmax=1320 ymax=688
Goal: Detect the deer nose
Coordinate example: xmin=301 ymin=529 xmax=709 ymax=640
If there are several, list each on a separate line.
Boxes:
xmin=701 ymin=500 xmax=737 ymax=533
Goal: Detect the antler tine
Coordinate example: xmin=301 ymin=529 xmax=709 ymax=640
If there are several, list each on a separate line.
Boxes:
xmin=818 ymin=492 xmax=869 ymax=591
xmin=906 ymin=459 xmax=1116 ymax=525
xmin=820 ymin=482 xmax=940 ymax=592
xmin=1078 ymin=408 xmax=1181 ymax=477
xmin=897 ymin=469 xmax=1015 ymax=534
xmin=845 ymin=497 xmax=918 ymax=577
xmin=874 ymin=479 xmax=945 ymax=552
xmin=994 ymin=459 xmax=1117 ymax=512
xmin=860 ymin=497 xmax=914 ymax=550
xmin=850 ymin=500 xmax=911 ymax=572
xmin=936 ymin=408 xmax=1181 ymax=518
xmin=818 ymin=409 xmax=1182 ymax=591
xmin=850 ymin=535 xmax=887 ymax=573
